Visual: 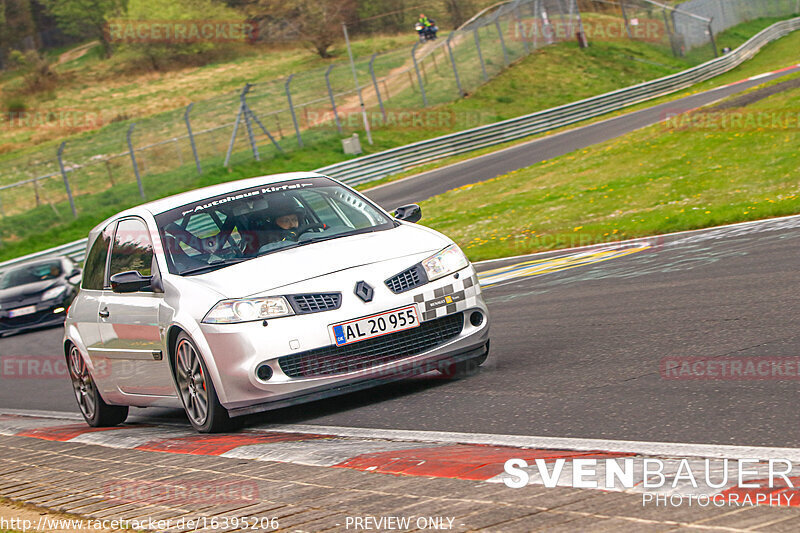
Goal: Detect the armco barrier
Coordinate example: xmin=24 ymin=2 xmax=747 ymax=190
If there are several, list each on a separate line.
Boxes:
xmin=1 ymin=17 xmax=798 ymax=273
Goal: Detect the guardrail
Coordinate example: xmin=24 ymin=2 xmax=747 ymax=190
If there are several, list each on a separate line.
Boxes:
xmin=1 ymin=17 xmax=797 ymax=272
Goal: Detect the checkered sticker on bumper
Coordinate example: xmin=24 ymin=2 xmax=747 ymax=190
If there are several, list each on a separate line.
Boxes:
xmin=413 ymin=272 xmax=481 ymax=321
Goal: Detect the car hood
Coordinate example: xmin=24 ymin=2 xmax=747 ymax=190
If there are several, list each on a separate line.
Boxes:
xmin=182 ymin=224 xmax=449 ymax=298
xmin=0 ymin=279 xmax=58 ymax=302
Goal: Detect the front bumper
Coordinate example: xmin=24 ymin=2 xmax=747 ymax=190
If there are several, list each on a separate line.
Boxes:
xmin=196 ymin=265 xmax=489 ymax=413
xmin=228 ymin=336 xmax=489 ymax=417
xmin=0 ymin=303 xmax=69 ymax=336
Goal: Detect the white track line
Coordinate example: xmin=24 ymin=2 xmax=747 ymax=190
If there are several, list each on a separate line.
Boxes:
xmin=474 ymin=212 xmax=800 ymax=266
xmin=3 ymin=408 xmax=799 ymax=461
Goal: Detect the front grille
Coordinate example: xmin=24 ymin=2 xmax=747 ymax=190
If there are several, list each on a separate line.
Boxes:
xmin=279 ymin=312 xmax=464 ymax=378
xmin=288 ymin=293 xmax=341 ymax=314
xmin=385 ymin=264 xmax=427 ymax=294
xmin=1 ymin=309 xmax=60 ymax=328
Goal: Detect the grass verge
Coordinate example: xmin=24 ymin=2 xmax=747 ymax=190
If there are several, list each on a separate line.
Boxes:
xmin=0 ymin=17 xmax=797 ymax=262
xmin=419 ymin=74 xmax=799 ymax=261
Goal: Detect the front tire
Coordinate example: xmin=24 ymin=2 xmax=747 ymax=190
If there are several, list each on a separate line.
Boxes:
xmin=67 ymin=344 xmax=128 ymax=427
xmin=174 ymin=332 xmax=233 ymax=433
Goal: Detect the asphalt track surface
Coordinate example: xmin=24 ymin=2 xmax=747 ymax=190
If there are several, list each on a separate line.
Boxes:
xmin=365 ymin=65 xmax=800 ymax=210
xmin=1 ymin=67 xmax=799 ymax=448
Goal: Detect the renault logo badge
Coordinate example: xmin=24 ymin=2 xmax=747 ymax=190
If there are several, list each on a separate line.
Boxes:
xmin=354 ymin=281 xmax=374 ymax=303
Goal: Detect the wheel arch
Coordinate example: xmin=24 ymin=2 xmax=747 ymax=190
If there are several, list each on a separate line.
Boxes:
xmin=164 ymin=324 xmax=227 ymax=402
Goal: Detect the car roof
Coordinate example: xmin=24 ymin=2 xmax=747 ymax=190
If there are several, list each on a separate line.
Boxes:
xmin=88 ymin=171 xmax=329 ymax=236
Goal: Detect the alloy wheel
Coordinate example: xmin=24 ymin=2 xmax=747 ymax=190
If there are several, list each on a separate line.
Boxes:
xmin=176 ymin=339 xmax=209 ymax=426
xmin=68 ymin=345 xmax=96 ymax=420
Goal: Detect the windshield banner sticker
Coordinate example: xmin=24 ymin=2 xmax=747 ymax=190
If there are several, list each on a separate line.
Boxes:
xmin=180 ymin=182 xmax=315 ymax=216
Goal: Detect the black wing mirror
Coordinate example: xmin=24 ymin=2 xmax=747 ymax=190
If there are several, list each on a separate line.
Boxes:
xmin=394 ymin=204 xmax=422 ymax=223
xmin=110 ymin=271 xmax=153 ymax=293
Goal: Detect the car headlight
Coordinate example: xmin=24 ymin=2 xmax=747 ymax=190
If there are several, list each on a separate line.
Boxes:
xmin=202 ymin=296 xmax=294 ymax=324
xmin=41 ymin=286 xmax=67 ymax=301
xmin=421 ymin=244 xmax=469 ymax=281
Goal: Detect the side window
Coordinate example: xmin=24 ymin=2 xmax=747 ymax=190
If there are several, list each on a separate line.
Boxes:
xmin=300 ymin=192 xmax=343 ymax=228
xmin=329 ymin=194 xmax=372 ymax=228
xmin=109 ymin=218 xmax=154 ymax=279
xmin=81 ymin=225 xmax=114 ymax=290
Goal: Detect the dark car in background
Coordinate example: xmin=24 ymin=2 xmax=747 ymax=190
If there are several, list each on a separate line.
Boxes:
xmin=0 ymin=258 xmax=81 ymax=337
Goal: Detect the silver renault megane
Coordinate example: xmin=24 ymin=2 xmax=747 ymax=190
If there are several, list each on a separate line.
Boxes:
xmin=64 ymin=172 xmax=490 ymax=432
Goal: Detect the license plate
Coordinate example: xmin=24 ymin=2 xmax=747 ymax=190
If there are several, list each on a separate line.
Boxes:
xmin=8 ymin=305 xmax=36 ymax=318
xmin=331 ymin=305 xmax=420 ymax=347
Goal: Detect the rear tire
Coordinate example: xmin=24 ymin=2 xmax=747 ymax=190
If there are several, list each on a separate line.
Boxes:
xmin=438 ymin=342 xmax=489 ymax=379
xmin=173 ymin=332 xmax=234 ymax=433
xmin=67 ymin=344 xmax=128 ymax=427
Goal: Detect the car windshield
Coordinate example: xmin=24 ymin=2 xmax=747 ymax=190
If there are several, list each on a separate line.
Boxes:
xmin=0 ymin=261 xmax=62 ymax=289
xmin=154 ymin=177 xmax=395 ymax=275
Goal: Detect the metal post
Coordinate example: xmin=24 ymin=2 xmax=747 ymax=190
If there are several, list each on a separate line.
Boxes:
xmin=662 ymin=8 xmax=673 ymax=37
xmin=620 ymin=1 xmax=633 ymax=39
xmin=105 ymin=160 xmax=115 ymax=185
xmin=662 ymin=7 xmax=676 ymax=56
xmin=411 ymin=42 xmax=429 ymax=107
xmin=445 ymin=34 xmax=464 ymax=97
xmin=285 ymin=74 xmax=303 ymax=148
xmin=56 ymin=142 xmax=77 ymax=218
xmin=242 ymin=85 xmax=260 ymax=160
xmin=556 ymin=0 xmax=568 ymax=34
xmin=184 ymin=103 xmax=202 ymax=175
xmin=324 ymin=65 xmax=343 ymax=135
xmin=565 ymin=0 xmax=575 ymax=40
xmin=495 ymin=20 xmax=510 ymax=66
xmin=515 ymin=7 xmax=530 ymax=54
xmin=708 ymin=19 xmax=718 ymax=57
xmin=126 ymin=124 xmax=145 ymax=200
xmin=342 ymin=23 xmax=373 ymax=145
xmin=369 ymin=53 xmax=387 ymax=123
xmin=575 ymin=0 xmax=587 ymax=47
xmin=225 ymin=87 xmax=247 ymax=167
xmin=473 ymin=28 xmax=488 ymax=81
xmin=247 ymin=109 xmax=284 ymax=154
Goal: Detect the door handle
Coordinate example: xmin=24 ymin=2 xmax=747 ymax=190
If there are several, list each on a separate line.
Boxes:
xmin=98 ymin=307 xmax=110 ymax=318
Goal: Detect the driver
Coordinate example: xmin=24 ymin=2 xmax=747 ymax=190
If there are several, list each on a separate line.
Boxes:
xmin=267 ymin=196 xmax=305 ymax=242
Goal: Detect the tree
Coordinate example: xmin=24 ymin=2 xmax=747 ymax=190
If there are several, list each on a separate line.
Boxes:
xmin=442 ymin=0 xmax=475 ymax=29
xmin=259 ymin=0 xmax=356 ymax=58
xmin=1 ymin=0 xmax=36 ymax=55
xmin=117 ymin=0 xmax=247 ymax=70
xmin=41 ymin=0 xmax=126 ymax=57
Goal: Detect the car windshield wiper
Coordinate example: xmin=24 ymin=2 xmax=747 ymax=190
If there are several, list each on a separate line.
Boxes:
xmin=297 ymin=227 xmax=384 ymax=247
xmin=296 ymin=233 xmax=342 ymax=246
xmin=179 ymin=257 xmax=251 ymax=276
